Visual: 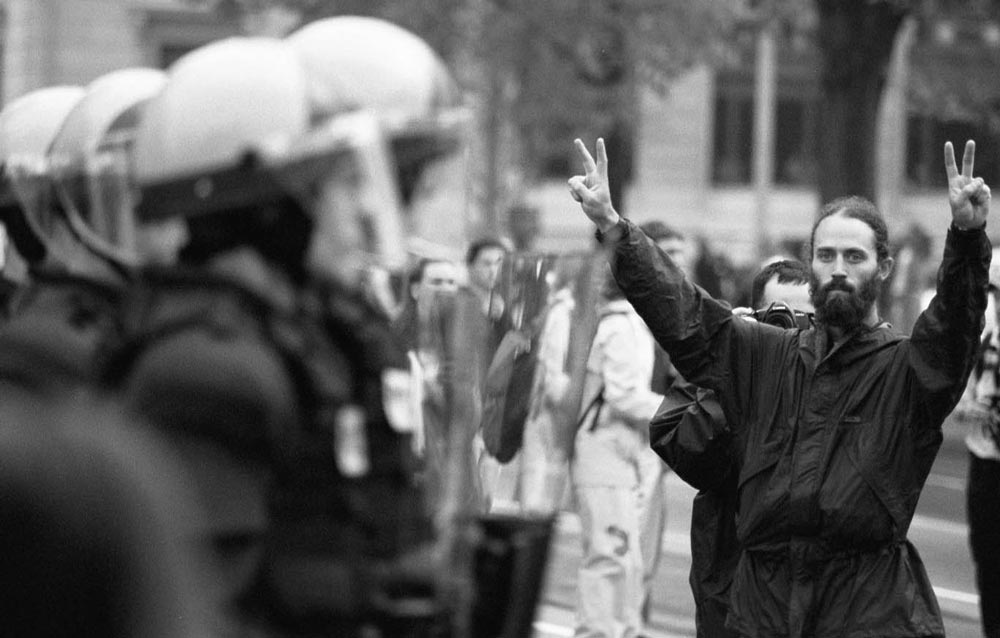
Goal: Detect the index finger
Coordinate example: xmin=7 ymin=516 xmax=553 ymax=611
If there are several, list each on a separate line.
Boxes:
xmin=963 ymin=140 xmax=976 ymax=178
xmin=944 ymin=141 xmax=958 ymax=181
xmin=596 ymin=138 xmax=609 ymax=183
xmin=574 ymin=138 xmax=597 ymax=176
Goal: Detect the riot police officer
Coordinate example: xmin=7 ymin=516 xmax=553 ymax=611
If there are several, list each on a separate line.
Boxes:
xmin=101 ymin=33 xmax=444 ymax=637
xmin=286 ymin=18 xmax=572 ymax=638
xmin=0 ymin=69 xmax=165 ymax=395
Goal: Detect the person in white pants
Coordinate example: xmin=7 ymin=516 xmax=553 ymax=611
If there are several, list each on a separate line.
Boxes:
xmin=572 ymin=269 xmax=667 ymax=638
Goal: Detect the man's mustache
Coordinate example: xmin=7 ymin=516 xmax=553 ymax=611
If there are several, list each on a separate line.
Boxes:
xmin=822 ymin=280 xmax=854 ymax=293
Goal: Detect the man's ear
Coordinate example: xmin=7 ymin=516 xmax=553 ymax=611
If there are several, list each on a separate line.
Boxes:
xmin=878 ymin=256 xmax=895 ymax=281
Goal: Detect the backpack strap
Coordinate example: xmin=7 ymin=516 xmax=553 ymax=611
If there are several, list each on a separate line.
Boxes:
xmin=575 ymin=387 xmax=605 ymax=432
xmin=573 ymin=308 xmax=630 ymax=432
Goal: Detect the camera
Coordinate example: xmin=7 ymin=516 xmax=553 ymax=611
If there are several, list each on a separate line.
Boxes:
xmin=752 ymin=302 xmax=814 ymax=330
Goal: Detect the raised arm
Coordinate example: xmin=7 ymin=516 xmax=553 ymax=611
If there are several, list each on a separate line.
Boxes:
xmin=910 ymin=140 xmax=992 ymax=421
xmin=567 ymin=139 xmax=765 ymax=419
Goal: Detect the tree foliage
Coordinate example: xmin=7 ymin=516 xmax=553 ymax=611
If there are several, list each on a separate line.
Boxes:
xmin=193 ymin=0 xmax=1000 ymax=220
xmin=189 ymin=0 xmax=741 ymax=178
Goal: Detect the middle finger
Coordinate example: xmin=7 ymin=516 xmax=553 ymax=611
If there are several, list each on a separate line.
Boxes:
xmin=574 ymin=138 xmax=597 ymax=175
xmin=962 ymin=140 xmax=976 ymax=178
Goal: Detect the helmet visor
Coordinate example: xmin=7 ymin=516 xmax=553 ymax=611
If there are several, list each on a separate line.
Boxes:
xmin=391 ymin=110 xmax=470 ymax=258
xmin=49 ymin=131 xmax=139 ymax=266
xmin=6 ymin=156 xmax=58 ymax=251
xmin=288 ymin=111 xmax=407 ymax=285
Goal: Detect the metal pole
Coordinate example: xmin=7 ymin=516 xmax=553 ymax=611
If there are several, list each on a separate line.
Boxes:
xmin=753 ymin=22 xmax=777 ymax=264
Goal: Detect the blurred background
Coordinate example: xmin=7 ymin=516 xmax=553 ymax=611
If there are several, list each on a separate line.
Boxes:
xmin=4 ymin=1 xmax=999 ymax=276
xmin=1 ymin=2 xmax=994 ymax=636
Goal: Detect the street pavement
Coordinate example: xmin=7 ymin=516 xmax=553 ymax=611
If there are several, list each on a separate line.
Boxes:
xmin=530 ymin=415 xmax=984 ymax=637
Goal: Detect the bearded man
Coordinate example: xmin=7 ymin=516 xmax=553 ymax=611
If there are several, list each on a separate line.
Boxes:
xmin=569 ymin=138 xmax=991 ymax=638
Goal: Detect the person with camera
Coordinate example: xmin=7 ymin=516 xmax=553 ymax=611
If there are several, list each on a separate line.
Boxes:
xmin=570 ymin=137 xmax=990 ymax=638
xmin=743 ymin=259 xmax=814 ymax=326
xmin=657 ymin=257 xmax=813 ymax=638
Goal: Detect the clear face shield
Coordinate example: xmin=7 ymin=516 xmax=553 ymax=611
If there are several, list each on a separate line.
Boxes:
xmin=48 ymin=129 xmax=140 ymax=268
xmin=392 ymin=110 xmax=471 ymax=258
xmin=293 ymin=111 xmax=407 ymax=307
xmin=411 ymin=247 xmax=605 ymax=635
xmin=6 ymin=154 xmax=58 ymax=260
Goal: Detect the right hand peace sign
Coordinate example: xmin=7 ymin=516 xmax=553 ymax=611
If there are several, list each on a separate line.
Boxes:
xmin=945 ymin=140 xmax=990 ymax=230
xmin=567 ymin=138 xmax=620 ymax=232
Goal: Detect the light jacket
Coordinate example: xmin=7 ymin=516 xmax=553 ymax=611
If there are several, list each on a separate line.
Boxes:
xmin=575 ymin=298 xmax=664 ymax=487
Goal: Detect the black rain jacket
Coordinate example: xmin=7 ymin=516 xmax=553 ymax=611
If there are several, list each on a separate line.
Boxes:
xmin=606 ymin=219 xmax=989 ymax=638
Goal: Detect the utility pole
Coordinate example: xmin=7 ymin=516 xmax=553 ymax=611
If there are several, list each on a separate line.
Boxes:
xmin=753 ymin=16 xmax=777 ymax=264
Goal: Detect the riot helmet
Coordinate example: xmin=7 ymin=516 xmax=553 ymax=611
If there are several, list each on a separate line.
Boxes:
xmin=0 ymin=86 xmax=85 ymax=263
xmin=46 ymin=68 xmax=167 ymax=269
xmin=130 ymin=36 xmax=383 ymax=284
xmin=286 ymin=16 xmax=472 ymax=272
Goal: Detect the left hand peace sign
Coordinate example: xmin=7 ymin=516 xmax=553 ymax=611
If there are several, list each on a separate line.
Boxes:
xmin=945 ymin=140 xmax=990 ymax=230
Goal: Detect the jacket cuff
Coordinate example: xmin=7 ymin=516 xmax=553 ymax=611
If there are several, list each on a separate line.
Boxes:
xmin=594 ymin=217 xmax=631 ymax=245
xmin=948 ymin=223 xmax=990 ymax=251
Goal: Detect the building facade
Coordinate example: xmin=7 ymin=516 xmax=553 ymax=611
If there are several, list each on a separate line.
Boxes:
xmin=3 ymin=1 xmax=997 ymax=268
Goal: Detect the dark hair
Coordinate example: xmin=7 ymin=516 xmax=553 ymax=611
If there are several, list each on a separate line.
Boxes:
xmin=407 ymin=257 xmax=451 ymax=288
xmin=465 ymin=237 xmax=508 ymax=265
xmin=639 ymin=220 xmax=684 ymax=243
xmin=809 ymin=196 xmax=890 ymax=263
xmin=751 ymin=259 xmax=810 ymax=309
xmin=394 ymin=257 xmax=455 ymax=351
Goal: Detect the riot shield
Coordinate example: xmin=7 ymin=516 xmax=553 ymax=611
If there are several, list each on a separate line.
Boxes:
xmin=411 ymin=248 xmax=604 ymax=638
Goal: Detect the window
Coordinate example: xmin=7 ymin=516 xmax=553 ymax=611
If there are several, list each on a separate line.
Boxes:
xmin=712 ymin=69 xmax=819 ymax=187
xmin=906 ymin=114 xmax=1000 ymax=189
xmin=141 ymin=8 xmax=239 ymax=71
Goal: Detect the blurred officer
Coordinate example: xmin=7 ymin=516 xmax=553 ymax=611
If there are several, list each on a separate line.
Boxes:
xmin=96 ymin=33 xmax=439 ymax=637
xmin=286 ymin=18 xmax=560 ymax=638
xmin=0 ymin=70 xmax=165 ymax=395
xmin=0 ymin=395 xmax=213 ymax=638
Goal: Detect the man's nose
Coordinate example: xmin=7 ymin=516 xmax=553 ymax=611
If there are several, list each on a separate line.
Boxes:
xmin=831 ymin=256 xmax=848 ymax=277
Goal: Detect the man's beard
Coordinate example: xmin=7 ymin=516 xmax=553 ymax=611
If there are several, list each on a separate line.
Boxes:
xmin=810 ymin=271 xmax=881 ymax=329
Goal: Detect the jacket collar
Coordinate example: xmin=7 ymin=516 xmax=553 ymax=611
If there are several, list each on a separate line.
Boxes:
xmin=799 ymin=321 xmax=904 ymax=369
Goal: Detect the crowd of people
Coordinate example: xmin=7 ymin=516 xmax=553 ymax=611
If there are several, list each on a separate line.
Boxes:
xmin=0 ymin=10 xmax=997 ymax=638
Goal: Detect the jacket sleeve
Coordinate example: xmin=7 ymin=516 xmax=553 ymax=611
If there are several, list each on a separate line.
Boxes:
xmin=649 ymin=383 xmax=734 ymax=491
xmin=908 ymin=225 xmax=990 ymax=425
xmin=603 ymin=218 xmax=772 ymax=427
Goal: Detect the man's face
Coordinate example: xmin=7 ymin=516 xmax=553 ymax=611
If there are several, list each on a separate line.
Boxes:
xmin=760 ymin=278 xmax=814 ymax=314
xmin=656 ymin=237 xmax=689 ymax=276
xmin=468 ymin=246 xmax=506 ymax=291
xmin=810 ymin=214 xmax=888 ymax=328
xmin=413 ymin=260 xmax=458 ymax=309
